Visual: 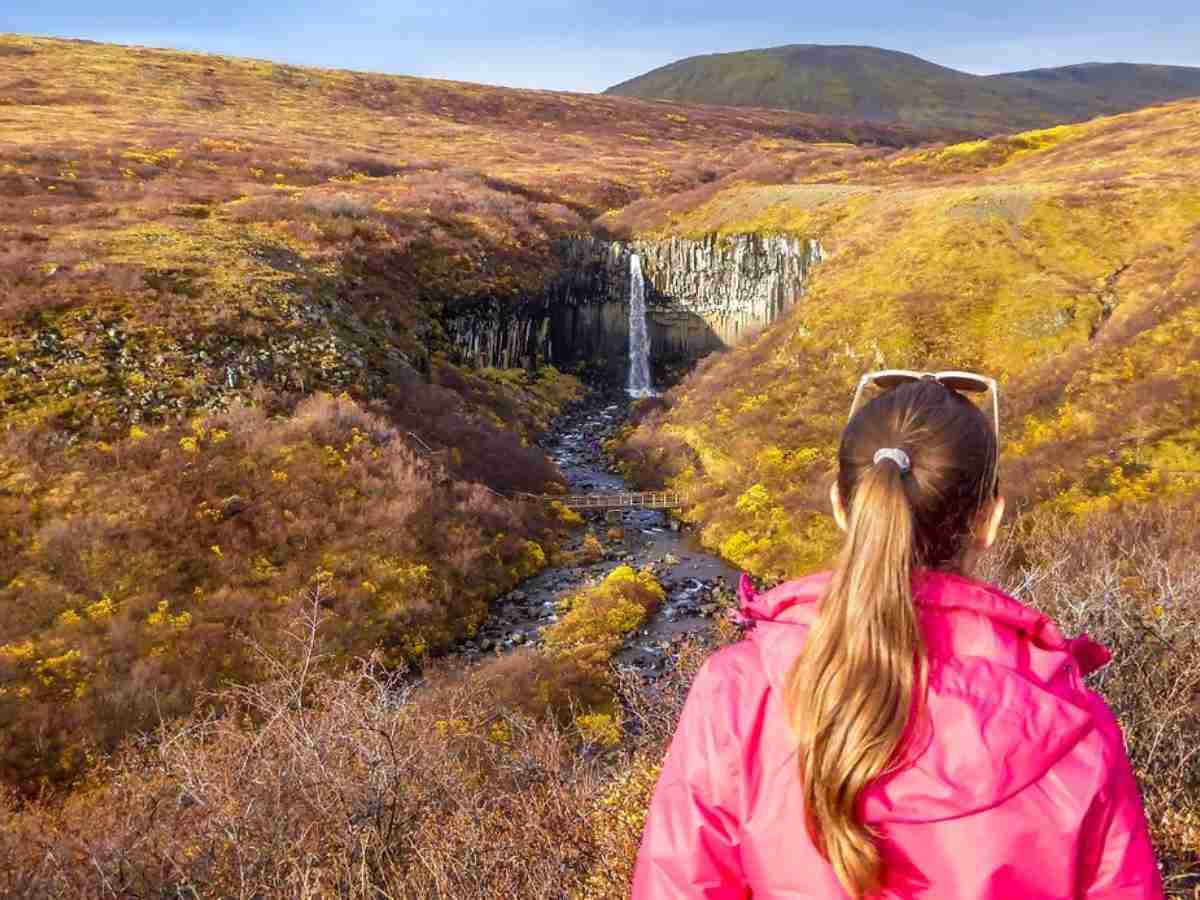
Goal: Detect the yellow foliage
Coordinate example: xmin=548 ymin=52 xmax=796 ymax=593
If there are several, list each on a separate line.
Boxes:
xmin=734 ymin=483 xmax=773 ymax=517
xmin=737 ymin=393 xmax=770 ymax=413
xmin=488 ymin=720 xmax=512 ymax=746
xmin=580 ymin=531 xmax=604 ymax=563
xmin=251 ymin=557 xmax=279 ymax=582
xmin=575 ymin=711 xmax=622 ymax=747
xmin=718 ymin=529 xmax=771 ymax=569
xmin=85 ymin=595 xmax=116 ymax=619
xmin=551 ymin=500 xmax=584 ymax=527
xmin=524 ymin=541 xmax=547 ymax=571
xmin=146 ymin=600 xmax=192 ymax=631
xmin=541 ymin=566 xmax=664 ymax=669
xmin=0 ymin=640 xmax=35 ymax=661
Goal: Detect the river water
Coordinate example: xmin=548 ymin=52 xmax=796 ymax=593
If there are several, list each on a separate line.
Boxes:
xmin=464 ymin=394 xmax=740 ymax=672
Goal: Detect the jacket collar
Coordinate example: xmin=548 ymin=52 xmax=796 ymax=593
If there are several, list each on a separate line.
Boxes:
xmin=738 ymin=568 xmax=1111 ymax=678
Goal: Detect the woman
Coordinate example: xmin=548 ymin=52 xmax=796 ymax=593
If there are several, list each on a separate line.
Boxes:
xmin=632 ymin=375 xmax=1161 ymax=899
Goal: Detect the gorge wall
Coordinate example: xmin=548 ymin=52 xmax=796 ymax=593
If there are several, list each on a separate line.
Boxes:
xmin=438 ymin=233 xmax=822 ymax=375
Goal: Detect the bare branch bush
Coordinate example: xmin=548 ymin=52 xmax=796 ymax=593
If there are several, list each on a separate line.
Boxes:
xmin=982 ymin=504 xmax=1200 ymax=892
xmin=2 ymin=505 xmax=1196 ymax=897
xmin=0 ymin=586 xmax=621 ymax=898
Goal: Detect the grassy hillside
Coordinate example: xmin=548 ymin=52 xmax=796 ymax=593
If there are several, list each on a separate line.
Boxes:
xmin=0 ymin=34 xmax=948 ymax=791
xmin=997 ymin=62 xmax=1200 ymax=117
xmin=605 ymin=44 xmax=1200 ymax=134
xmin=612 ymin=98 xmax=1200 ymax=575
xmin=0 ymin=34 xmax=938 ymax=439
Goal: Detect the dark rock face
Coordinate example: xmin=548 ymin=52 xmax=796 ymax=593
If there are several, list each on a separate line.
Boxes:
xmin=635 ymin=233 xmax=822 ymax=349
xmin=438 ymin=233 xmax=821 ymax=374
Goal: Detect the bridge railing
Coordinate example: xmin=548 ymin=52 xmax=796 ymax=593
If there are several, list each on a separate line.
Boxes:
xmin=558 ymin=491 xmax=683 ymax=510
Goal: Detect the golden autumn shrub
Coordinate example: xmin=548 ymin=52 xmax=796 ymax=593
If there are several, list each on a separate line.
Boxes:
xmin=541 ymin=565 xmax=665 ymax=671
xmin=0 ymin=392 xmax=558 ymax=792
xmin=472 ymin=565 xmax=667 ymax=729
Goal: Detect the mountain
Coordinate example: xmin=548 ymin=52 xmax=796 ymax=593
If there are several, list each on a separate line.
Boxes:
xmin=605 ymin=44 xmax=1200 ymax=134
xmin=994 ymin=61 xmax=1200 ymax=116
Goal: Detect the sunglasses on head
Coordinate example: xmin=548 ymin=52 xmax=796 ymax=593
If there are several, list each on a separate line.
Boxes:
xmin=848 ymin=370 xmax=1000 ymax=444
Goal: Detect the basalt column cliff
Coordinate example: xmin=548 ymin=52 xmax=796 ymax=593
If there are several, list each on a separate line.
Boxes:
xmin=439 ymin=233 xmax=822 ymax=375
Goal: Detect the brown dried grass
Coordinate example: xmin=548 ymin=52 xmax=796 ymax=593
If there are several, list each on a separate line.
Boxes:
xmin=1 ymin=504 xmax=1195 ymax=897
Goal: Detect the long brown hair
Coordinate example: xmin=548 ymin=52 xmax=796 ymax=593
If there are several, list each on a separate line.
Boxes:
xmin=785 ymin=378 xmax=999 ymax=898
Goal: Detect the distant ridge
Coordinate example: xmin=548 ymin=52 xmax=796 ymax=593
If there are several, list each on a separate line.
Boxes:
xmin=605 ymin=45 xmax=1200 ymax=134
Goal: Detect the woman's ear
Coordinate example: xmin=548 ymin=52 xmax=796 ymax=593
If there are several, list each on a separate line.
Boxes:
xmin=829 ymin=481 xmax=848 ymax=532
xmin=978 ymin=495 xmax=1006 ymax=550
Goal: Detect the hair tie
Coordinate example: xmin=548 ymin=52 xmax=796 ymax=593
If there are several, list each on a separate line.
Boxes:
xmin=873 ymin=447 xmax=911 ymax=473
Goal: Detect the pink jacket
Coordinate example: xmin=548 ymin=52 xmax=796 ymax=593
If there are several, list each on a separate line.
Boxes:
xmin=632 ymin=570 xmax=1163 ymax=899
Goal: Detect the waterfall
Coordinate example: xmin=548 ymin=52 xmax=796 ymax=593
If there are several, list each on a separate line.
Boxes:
xmin=627 ymin=253 xmax=655 ymax=397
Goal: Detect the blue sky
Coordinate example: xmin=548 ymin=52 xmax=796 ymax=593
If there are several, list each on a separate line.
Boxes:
xmin=3 ymin=1 xmax=1199 ymax=92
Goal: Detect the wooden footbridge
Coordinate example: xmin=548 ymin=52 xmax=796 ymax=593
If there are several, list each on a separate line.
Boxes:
xmin=557 ymin=491 xmax=683 ymax=511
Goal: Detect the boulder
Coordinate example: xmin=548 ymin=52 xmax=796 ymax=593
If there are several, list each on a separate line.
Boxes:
xmin=221 ymin=495 xmax=250 ymax=519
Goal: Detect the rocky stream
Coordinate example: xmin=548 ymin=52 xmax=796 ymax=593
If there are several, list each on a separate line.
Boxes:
xmin=461 ymin=392 xmax=741 ymax=673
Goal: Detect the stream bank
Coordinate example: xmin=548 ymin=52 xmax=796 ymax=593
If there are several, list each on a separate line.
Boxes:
xmin=463 ymin=391 xmax=740 ymax=673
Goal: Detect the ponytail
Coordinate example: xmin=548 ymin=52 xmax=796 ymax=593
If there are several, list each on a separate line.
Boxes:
xmin=784 ymin=457 xmax=926 ymax=898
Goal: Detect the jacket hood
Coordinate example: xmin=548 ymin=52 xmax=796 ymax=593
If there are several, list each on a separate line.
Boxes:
xmin=737 ymin=570 xmax=1112 ymax=824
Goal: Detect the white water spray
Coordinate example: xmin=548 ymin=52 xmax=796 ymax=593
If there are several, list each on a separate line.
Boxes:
xmin=627 ymin=253 xmax=655 ymax=397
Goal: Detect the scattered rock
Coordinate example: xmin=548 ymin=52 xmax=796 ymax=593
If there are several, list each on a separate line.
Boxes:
xmin=221 ymin=495 xmax=250 ymax=519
